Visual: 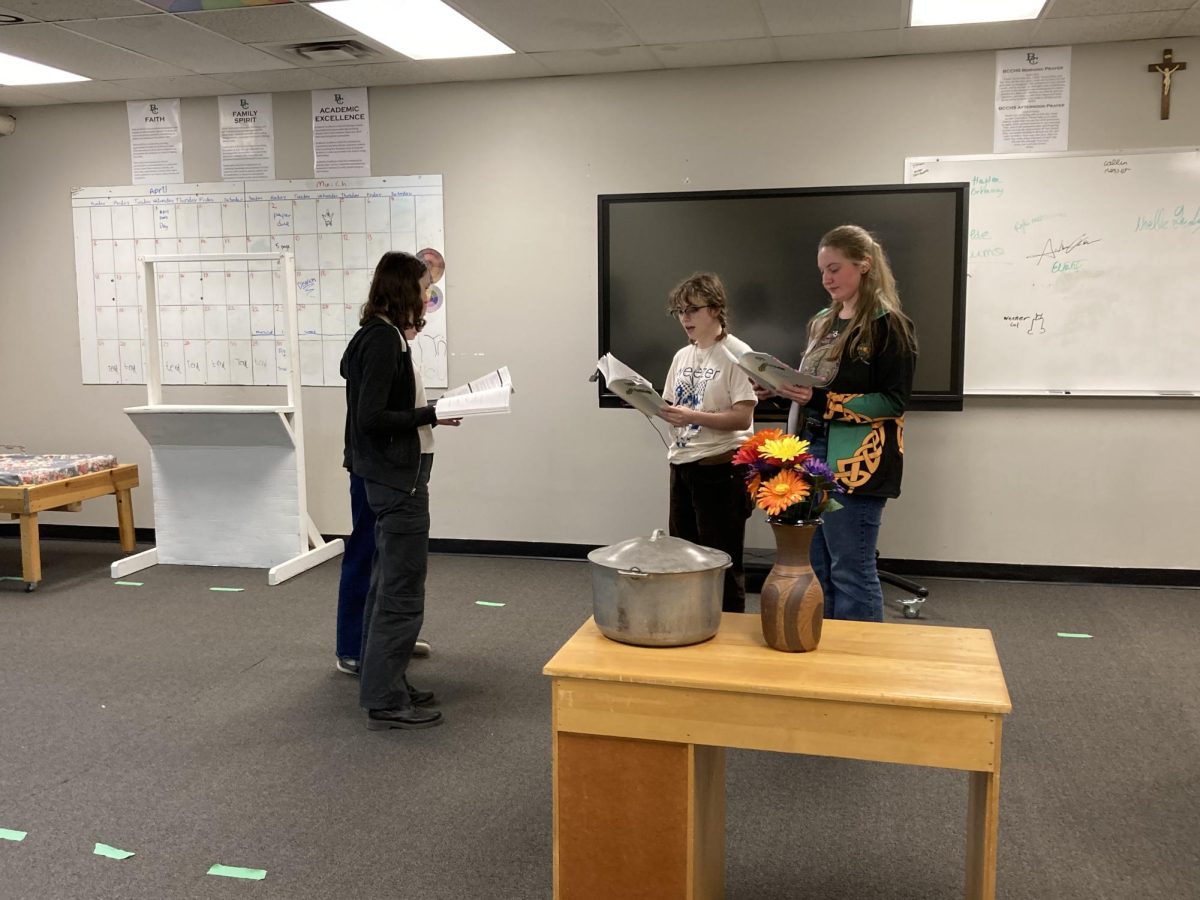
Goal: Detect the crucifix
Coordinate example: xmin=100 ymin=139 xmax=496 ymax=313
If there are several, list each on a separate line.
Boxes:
xmin=1147 ymin=48 xmax=1186 ymax=120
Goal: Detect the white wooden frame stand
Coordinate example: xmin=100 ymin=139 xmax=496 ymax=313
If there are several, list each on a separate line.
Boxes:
xmin=112 ymin=252 xmax=343 ymax=585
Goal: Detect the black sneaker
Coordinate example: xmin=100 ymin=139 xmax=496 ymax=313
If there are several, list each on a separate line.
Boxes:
xmin=336 ymin=657 xmax=360 ymax=676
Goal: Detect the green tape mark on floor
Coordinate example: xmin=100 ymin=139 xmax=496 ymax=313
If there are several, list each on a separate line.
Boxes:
xmin=209 ymin=587 xmax=245 ymax=592
xmin=0 ymin=828 xmax=27 ymax=842
xmin=1057 ymin=632 xmax=1093 ymax=639
xmin=93 ymin=843 xmax=135 ymax=860
xmin=475 ymin=600 xmax=506 ymax=607
xmin=207 ymin=864 xmax=266 ymax=880
xmin=114 ymin=581 xmax=143 ymax=586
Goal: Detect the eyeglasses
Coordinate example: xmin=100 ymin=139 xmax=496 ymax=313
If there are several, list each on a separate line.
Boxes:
xmin=672 ymin=304 xmax=709 ymax=318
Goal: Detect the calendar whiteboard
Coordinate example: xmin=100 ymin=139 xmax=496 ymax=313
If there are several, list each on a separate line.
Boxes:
xmin=71 ymin=175 xmax=448 ymax=388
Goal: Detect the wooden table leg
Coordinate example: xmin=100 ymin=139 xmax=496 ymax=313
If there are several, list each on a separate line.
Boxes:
xmin=115 ymin=487 xmax=136 ymax=551
xmin=19 ymin=512 xmax=41 ymax=589
xmin=965 ymin=768 xmax=1000 ymax=900
xmin=554 ymin=732 xmax=724 ymax=900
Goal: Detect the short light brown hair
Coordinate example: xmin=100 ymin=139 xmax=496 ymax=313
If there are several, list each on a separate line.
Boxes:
xmin=666 ymin=272 xmax=730 ymax=337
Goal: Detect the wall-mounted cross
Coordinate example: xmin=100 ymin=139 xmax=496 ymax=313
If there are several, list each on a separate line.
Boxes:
xmin=1147 ymin=48 xmax=1186 ymax=120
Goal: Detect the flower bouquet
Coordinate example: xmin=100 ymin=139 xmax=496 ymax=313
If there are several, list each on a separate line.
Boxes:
xmin=735 ymin=429 xmax=842 ymax=653
xmin=732 ymin=429 xmax=844 ymax=523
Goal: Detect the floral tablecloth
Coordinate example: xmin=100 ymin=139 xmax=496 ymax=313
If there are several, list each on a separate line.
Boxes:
xmin=0 ymin=454 xmax=118 ymax=487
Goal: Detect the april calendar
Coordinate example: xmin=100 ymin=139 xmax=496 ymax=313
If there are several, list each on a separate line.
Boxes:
xmin=71 ymin=175 xmax=448 ymax=388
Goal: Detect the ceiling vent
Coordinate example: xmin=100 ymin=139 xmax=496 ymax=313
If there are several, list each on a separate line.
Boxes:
xmin=287 ymin=40 xmax=379 ymax=64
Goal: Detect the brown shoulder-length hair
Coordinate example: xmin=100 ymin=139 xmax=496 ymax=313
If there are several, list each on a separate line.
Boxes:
xmin=359 ymin=251 xmax=428 ymax=329
xmin=807 ymin=225 xmax=917 ymax=361
xmin=666 ymin=272 xmax=730 ymax=340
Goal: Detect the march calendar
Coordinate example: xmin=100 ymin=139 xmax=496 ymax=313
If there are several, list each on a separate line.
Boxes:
xmin=71 ymin=175 xmax=448 ymax=388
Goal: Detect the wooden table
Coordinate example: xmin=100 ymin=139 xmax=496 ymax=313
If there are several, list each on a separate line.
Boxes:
xmin=0 ymin=463 xmax=139 ymax=591
xmin=544 ymin=613 xmax=1011 ymax=900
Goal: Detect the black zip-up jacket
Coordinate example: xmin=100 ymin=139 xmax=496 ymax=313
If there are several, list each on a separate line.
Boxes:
xmin=341 ymin=317 xmax=437 ymax=491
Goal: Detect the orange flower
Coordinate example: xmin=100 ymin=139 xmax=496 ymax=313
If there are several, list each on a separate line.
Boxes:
xmin=746 ymin=471 xmax=762 ymax=497
xmin=755 ymin=470 xmax=811 ymax=516
xmin=733 ymin=428 xmax=784 ymax=465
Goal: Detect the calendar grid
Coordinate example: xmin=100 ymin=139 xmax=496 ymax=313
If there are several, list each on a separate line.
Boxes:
xmin=71 ymin=176 xmax=448 ymax=388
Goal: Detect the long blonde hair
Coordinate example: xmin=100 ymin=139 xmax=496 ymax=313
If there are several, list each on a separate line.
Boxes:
xmin=808 ymin=225 xmax=917 ymax=361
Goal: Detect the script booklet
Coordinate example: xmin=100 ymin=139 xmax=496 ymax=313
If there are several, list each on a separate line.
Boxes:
xmin=435 ymin=366 xmax=514 ymax=418
xmin=595 ymin=353 xmax=669 ymax=417
xmin=726 ymin=349 xmax=830 ymax=391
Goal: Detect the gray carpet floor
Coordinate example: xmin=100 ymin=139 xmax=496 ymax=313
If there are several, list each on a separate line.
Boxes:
xmin=0 ymin=537 xmax=1197 ymax=899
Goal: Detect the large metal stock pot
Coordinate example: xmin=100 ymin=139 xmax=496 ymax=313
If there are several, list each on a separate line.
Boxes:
xmin=586 ymin=529 xmax=731 ymax=647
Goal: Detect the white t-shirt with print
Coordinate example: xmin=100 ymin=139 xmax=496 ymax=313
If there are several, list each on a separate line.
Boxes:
xmin=664 ymin=333 xmax=756 ymax=465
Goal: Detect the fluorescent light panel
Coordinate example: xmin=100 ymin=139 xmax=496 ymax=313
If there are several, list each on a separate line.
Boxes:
xmin=0 ymin=50 xmax=88 ymax=85
xmin=313 ymin=0 xmax=514 ymax=60
xmin=910 ymin=0 xmax=1047 ymax=27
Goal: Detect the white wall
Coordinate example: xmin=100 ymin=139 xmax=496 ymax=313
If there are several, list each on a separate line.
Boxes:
xmin=2 ymin=38 xmax=1196 ymax=570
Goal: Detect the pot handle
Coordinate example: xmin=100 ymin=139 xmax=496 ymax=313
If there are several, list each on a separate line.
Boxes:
xmin=617 ymin=566 xmax=651 ymax=579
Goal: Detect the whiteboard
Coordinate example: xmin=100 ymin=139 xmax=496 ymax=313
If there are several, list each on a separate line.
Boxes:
xmin=71 ymin=175 xmax=449 ymax=389
xmin=906 ymin=149 xmax=1200 ymax=395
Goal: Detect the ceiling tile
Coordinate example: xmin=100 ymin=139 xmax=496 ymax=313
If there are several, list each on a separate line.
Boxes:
xmin=0 ymin=22 xmax=188 ymax=78
xmin=0 ymin=0 xmax=158 ymax=21
xmin=421 ymin=52 xmax=553 ymax=83
xmin=217 ymin=66 xmax=342 ymax=92
xmin=0 ymin=83 xmax=63 ymax=104
xmin=62 ymin=13 xmax=292 ymax=74
xmin=178 ymin=5 xmax=356 ymax=44
xmin=303 ymin=60 xmax=444 ymax=87
xmin=105 ymin=72 xmax=241 ymax=99
xmin=15 ymin=76 xmax=136 ymax=101
xmin=1033 ymin=11 xmax=1183 ymax=43
xmin=649 ymin=37 xmax=777 ymax=69
xmin=530 ymin=44 xmax=663 ymax=76
xmin=1174 ymin=8 xmax=1200 ymax=31
xmin=775 ymin=29 xmax=903 ymax=61
xmin=759 ymin=0 xmax=905 ymax=36
xmin=605 ymin=0 xmax=767 ymax=44
xmin=447 ymin=0 xmax=637 ymax=52
xmin=1046 ymin=0 xmax=1193 ymax=17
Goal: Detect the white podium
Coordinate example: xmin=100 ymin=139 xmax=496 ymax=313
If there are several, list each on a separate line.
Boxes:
xmin=114 ymin=252 xmax=343 ymax=584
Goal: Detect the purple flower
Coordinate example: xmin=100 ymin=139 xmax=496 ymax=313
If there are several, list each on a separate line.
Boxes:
xmin=801 ymin=456 xmax=837 ymax=482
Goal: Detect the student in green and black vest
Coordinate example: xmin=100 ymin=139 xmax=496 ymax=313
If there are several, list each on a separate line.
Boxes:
xmin=755 ymin=225 xmax=917 ymax=621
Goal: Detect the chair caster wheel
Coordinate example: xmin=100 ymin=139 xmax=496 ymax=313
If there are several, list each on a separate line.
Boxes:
xmin=25 ymin=582 xmax=37 ymax=593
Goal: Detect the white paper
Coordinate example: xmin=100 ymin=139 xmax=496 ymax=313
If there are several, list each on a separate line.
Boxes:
xmin=435 ymin=366 xmax=514 ymax=417
xmin=595 ymin=353 xmax=668 ymax=417
xmin=733 ymin=350 xmax=828 ymax=390
xmin=441 ymin=365 xmax=513 ymax=398
xmin=218 ymin=94 xmax=275 ymax=180
xmin=994 ymin=47 xmax=1071 ymax=153
xmin=127 ymin=99 xmax=183 ymax=184
xmin=311 ymin=88 xmax=370 ymax=177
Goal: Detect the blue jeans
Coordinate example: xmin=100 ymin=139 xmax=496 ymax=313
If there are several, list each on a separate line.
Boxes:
xmin=335 ymin=473 xmax=375 ymax=660
xmin=806 ymin=434 xmax=887 ymax=622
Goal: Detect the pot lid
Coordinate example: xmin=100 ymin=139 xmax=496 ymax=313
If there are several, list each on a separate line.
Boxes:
xmin=587 ymin=529 xmax=731 ymax=574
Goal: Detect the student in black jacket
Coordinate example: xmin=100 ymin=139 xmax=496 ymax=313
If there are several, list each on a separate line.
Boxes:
xmin=341 ymin=251 xmax=460 ymax=730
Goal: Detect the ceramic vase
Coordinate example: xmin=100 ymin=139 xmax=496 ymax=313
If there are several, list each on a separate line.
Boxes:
xmin=760 ymin=520 xmax=823 ymax=652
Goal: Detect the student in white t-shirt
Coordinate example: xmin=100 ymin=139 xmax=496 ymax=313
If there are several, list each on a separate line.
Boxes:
xmin=658 ymin=272 xmax=757 ymax=612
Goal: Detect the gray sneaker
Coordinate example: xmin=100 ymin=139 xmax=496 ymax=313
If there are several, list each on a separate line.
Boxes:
xmin=336 ymin=656 xmax=360 ymax=676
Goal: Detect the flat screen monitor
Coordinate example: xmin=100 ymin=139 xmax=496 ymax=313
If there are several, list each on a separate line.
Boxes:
xmin=598 ymin=184 xmax=968 ymax=413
